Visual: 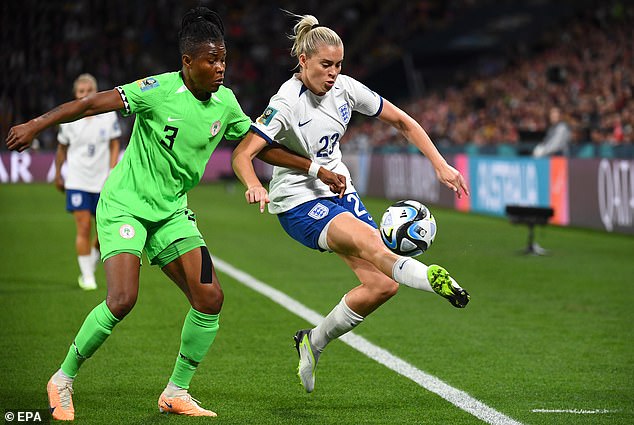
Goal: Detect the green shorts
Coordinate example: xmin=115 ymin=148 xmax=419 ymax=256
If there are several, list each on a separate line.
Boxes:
xmin=97 ymin=198 xmax=205 ymax=267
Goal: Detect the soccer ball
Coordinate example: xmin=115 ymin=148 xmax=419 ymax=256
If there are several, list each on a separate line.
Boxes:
xmin=379 ymin=200 xmax=437 ymax=257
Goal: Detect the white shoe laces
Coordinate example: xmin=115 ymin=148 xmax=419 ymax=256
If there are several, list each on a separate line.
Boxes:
xmin=172 ymin=392 xmax=204 ymax=411
xmin=189 ymin=396 xmax=203 ymax=409
xmin=183 ymin=394 xmax=206 ymax=411
xmin=57 ymin=383 xmax=74 ymax=410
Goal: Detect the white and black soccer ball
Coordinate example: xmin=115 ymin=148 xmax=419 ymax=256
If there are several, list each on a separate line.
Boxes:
xmin=379 ymin=200 xmax=437 ymax=257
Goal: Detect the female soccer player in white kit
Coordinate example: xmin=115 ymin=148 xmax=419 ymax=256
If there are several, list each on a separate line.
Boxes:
xmin=232 ymin=13 xmax=471 ymax=393
xmin=55 ymin=73 xmax=121 ymax=290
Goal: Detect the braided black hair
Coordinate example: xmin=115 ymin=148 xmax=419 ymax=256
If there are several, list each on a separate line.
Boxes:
xmin=179 ymin=7 xmax=225 ymax=56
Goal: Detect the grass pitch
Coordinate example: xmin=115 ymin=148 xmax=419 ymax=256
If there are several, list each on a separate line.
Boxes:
xmin=0 ymin=182 xmax=632 ymax=424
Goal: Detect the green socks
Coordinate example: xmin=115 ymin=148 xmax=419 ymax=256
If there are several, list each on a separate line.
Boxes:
xmin=169 ymin=308 xmax=220 ymax=389
xmin=57 ymin=303 xmax=218 ymax=388
xmin=60 ymin=301 xmax=120 ymax=377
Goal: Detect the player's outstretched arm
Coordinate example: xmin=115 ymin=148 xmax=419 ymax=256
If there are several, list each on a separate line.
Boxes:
xmin=378 ymin=99 xmax=469 ymax=198
xmin=6 ymin=89 xmax=124 ymax=152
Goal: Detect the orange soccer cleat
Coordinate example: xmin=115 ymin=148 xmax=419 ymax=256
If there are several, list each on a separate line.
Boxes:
xmin=158 ymin=391 xmax=217 ymax=417
xmin=47 ymin=375 xmax=75 ymax=421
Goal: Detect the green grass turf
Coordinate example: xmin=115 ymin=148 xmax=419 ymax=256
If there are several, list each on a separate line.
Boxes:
xmin=0 ymin=182 xmax=633 ymax=424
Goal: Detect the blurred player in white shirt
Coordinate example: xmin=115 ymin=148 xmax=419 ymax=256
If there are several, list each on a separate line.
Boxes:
xmin=232 ymin=13 xmax=470 ymax=393
xmin=55 ymin=74 xmax=121 ymax=290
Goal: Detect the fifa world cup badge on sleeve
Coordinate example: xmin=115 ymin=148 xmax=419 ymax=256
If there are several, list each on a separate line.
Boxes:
xmin=257 ymin=106 xmax=278 ymax=126
xmin=136 ymin=77 xmax=160 ymax=92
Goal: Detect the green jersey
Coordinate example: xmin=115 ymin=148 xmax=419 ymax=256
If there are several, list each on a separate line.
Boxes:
xmin=102 ymin=71 xmax=251 ymax=221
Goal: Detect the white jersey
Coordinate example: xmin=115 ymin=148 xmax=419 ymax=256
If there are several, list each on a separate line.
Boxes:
xmin=252 ymin=74 xmax=383 ymax=214
xmin=57 ymin=111 xmax=121 ymax=193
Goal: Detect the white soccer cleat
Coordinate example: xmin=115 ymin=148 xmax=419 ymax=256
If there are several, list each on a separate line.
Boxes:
xmin=294 ymin=329 xmax=320 ymax=393
xmin=77 ymin=275 xmax=97 ymax=291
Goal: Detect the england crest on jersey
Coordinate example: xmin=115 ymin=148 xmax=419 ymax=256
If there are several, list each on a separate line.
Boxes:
xmin=338 ymin=102 xmax=351 ymax=124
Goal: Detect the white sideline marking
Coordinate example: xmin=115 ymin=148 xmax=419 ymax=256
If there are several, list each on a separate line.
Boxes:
xmin=213 ymin=257 xmax=524 ymax=425
xmin=532 ymin=409 xmax=616 ymax=414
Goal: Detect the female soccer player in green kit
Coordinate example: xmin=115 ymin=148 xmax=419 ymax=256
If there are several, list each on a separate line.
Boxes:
xmin=6 ymin=7 xmax=345 ymax=421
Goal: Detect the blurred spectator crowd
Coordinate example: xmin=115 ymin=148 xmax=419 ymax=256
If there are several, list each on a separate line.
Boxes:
xmin=344 ymin=1 xmax=633 ymax=156
xmin=4 ymin=0 xmax=450 ymax=149
xmin=1 ymin=0 xmax=632 ymax=157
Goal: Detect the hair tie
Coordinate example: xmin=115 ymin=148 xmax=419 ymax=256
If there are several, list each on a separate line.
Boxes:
xmin=311 ymin=24 xmax=322 ymax=30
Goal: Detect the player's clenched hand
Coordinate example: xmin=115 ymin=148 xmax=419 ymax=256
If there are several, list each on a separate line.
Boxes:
xmin=6 ymin=122 xmax=38 ymax=152
xmin=435 ymin=163 xmax=469 ymax=199
xmin=245 ymin=185 xmax=269 ymax=213
xmin=55 ymin=176 xmax=65 ymax=193
xmin=317 ymin=168 xmax=347 ymax=198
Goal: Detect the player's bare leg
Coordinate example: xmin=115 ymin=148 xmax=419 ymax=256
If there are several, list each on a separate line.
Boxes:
xmin=90 ymin=231 xmax=101 ymax=276
xmin=294 ymin=253 xmax=396 ymax=392
xmin=74 ymin=210 xmax=97 ymax=290
xmin=294 ymin=213 xmax=469 ymax=392
xmin=327 ymin=213 xmax=469 ymax=306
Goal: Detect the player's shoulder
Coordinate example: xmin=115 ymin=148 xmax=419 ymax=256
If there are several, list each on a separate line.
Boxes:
xmin=336 ymin=74 xmax=355 ymax=84
xmin=213 ymin=86 xmax=248 ymax=115
xmin=125 ymin=71 xmax=180 ymax=94
xmin=215 ymin=85 xmax=239 ymax=103
xmin=334 ymin=74 xmax=364 ymax=91
xmin=334 ymin=74 xmax=380 ymax=104
xmin=147 ymin=71 xmax=181 ymax=85
xmin=273 ymin=76 xmax=304 ymax=108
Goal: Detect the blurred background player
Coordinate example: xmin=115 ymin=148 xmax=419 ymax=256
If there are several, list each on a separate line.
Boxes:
xmin=54 ymin=73 xmax=121 ymax=290
xmin=232 ymin=13 xmax=470 ymax=394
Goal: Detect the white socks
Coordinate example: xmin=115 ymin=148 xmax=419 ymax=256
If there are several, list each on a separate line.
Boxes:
xmin=164 ymin=381 xmax=188 ymax=398
xmin=91 ymin=247 xmax=101 ymax=270
xmin=52 ymin=369 xmax=74 ymax=386
xmin=77 ymin=255 xmax=96 ymax=286
xmin=309 ymin=258 xmax=434 ymax=355
xmin=310 ymin=295 xmax=364 ymax=353
xmin=78 ymin=247 xmax=100 ymax=286
xmin=392 ymin=257 xmax=433 ymax=293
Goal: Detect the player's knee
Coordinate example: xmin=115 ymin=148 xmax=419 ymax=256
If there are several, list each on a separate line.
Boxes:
xmin=361 ymin=276 xmax=398 ymax=303
xmin=192 ymin=288 xmax=224 ymax=315
xmin=75 ymin=216 xmax=91 ymax=235
xmin=376 ymin=279 xmax=399 ymax=301
xmin=106 ymin=291 xmax=138 ymax=319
